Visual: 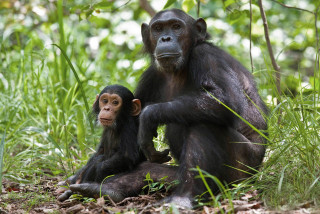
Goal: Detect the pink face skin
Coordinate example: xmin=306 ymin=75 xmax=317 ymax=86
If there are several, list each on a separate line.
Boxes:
xmin=98 ymin=93 xmax=122 ymax=127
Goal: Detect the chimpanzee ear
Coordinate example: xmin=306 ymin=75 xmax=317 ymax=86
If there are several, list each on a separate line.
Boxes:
xmin=141 ymin=23 xmax=150 ymax=45
xmin=131 ymin=99 xmax=141 ymax=116
xmin=195 ymin=18 xmax=207 ymax=40
xmin=93 ymin=94 xmax=99 ymax=107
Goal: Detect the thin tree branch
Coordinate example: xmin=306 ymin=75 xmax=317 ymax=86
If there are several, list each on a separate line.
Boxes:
xmin=258 ymin=0 xmax=281 ymax=102
xmin=269 ymin=1 xmax=318 ymax=59
xmin=271 ymin=0 xmax=314 ymax=14
xmin=111 ymin=0 xmax=131 ymax=13
xmin=249 ymin=0 xmax=253 ymax=72
xmin=139 ymin=0 xmax=156 ymax=17
xmin=197 ymin=0 xmax=200 ymax=18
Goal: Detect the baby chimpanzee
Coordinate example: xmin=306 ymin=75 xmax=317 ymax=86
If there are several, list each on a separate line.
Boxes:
xmin=58 ymin=84 xmax=146 ymax=201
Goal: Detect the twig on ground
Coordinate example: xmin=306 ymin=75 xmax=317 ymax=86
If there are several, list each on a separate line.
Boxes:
xmin=116 ymin=196 xmax=138 ymax=205
xmin=106 ymin=195 xmax=117 ymax=207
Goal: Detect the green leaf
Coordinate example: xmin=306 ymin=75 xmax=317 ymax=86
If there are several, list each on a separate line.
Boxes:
xmin=227 ymin=10 xmax=248 ymax=25
xmin=182 ymin=0 xmax=196 ymax=13
xmin=163 ymin=0 xmax=177 ymax=9
xmin=145 ymin=172 xmax=151 ymax=181
xmin=223 ymin=0 xmax=235 ymax=8
xmin=93 ymin=2 xmax=113 ymax=10
xmin=85 ymin=8 xmax=94 ymax=18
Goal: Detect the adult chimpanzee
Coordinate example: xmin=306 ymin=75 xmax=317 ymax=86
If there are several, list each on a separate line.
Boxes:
xmin=134 ymin=9 xmax=268 ymax=207
xmin=57 ymin=85 xmax=146 ymax=201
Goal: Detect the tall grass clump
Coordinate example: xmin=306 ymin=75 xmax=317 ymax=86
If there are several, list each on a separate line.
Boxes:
xmin=0 ymin=1 xmax=145 ymax=184
xmin=0 ymin=40 xmax=93 ymax=180
xmin=258 ymin=72 xmax=320 ymax=208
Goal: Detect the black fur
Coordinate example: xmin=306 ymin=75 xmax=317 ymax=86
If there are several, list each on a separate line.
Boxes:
xmin=57 ymin=85 xmax=146 ymax=201
xmin=135 ymin=9 xmax=268 ymax=206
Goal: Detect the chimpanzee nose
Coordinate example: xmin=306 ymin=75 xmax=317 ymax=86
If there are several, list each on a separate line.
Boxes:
xmin=161 ymin=36 xmax=171 ymax=42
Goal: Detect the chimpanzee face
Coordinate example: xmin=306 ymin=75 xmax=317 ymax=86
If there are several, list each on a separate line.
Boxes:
xmin=98 ymin=93 xmax=122 ymax=127
xmin=93 ymin=85 xmax=141 ymax=129
xmin=141 ymin=10 xmax=207 ymax=73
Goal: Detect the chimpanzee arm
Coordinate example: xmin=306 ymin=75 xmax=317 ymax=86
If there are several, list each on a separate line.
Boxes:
xmin=134 ymin=67 xmax=174 ymax=163
xmin=139 ymin=82 xmax=243 ymax=162
xmin=73 ymin=152 xmax=132 ymax=183
xmin=93 ymin=152 xmax=134 ymax=182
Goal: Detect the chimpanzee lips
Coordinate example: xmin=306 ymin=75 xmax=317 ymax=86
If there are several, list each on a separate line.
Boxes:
xmin=100 ymin=118 xmax=113 ymax=125
xmin=156 ymin=53 xmax=180 ymax=59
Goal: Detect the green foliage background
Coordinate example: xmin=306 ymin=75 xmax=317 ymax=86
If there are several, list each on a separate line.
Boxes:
xmin=0 ymin=0 xmax=319 ymax=210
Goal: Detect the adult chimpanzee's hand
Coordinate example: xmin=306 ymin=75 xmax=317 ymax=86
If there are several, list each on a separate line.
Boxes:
xmin=138 ymin=105 xmax=171 ymax=163
xmin=143 ymin=145 xmax=171 ymax=163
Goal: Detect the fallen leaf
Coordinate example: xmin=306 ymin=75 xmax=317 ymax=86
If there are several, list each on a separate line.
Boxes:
xmin=96 ymin=197 xmax=105 ymax=206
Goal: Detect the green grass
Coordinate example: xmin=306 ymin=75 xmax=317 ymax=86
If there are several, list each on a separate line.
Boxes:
xmin=259 ymin=89 xmax=320 ymax=208
xmin=0 ymin=0 xmax=145 ymax=183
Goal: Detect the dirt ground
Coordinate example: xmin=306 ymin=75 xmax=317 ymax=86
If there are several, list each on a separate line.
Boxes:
xmin=0 ymin=176 xmax=316 ymax=214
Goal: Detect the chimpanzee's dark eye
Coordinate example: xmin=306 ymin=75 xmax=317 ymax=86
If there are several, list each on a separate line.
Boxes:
xmin=153 ymin=24 xmax=162 ymax=32
xmin=172 ymin=23 xmax=181 ymax=30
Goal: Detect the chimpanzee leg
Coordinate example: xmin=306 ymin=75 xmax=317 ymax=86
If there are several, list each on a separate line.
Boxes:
xmin=68 ymin=162 xmax=177 ymax=202
xmin=224 ymin=129 xmax=266 ymax=183
xmin=166 ymin=124 xmax=264 ymax=207
xmin=166 ymin=125 xmax=228 ymax=207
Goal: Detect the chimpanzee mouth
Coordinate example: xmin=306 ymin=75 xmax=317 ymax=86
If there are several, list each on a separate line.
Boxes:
xmin=100 ymin=118 xmax=112 ymax=121
xmin=100 ymin=118 xmax=113 ymax=125
xmin=156 ymin=53 xmax=180 ymax=59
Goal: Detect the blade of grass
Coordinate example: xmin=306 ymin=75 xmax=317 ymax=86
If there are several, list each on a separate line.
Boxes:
xmin=100 ymin=175 xmax=115 ymax=198
xmin=52 ymin=44 xmax=94 ymax=132
xmin=0 ymin=130 xmax=5 ymax=193
xmin=57 ymin=0 xmax=68 ymax=88
xmin=278 ymin=164 xmax=288 ymax=192
xmin=194 ymin=166 xmax=235 ymax=212
xmin=204 ymin=88 xmax=269 ymax=142
xmin=195 ymin=166 xmax=220 ymax=208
